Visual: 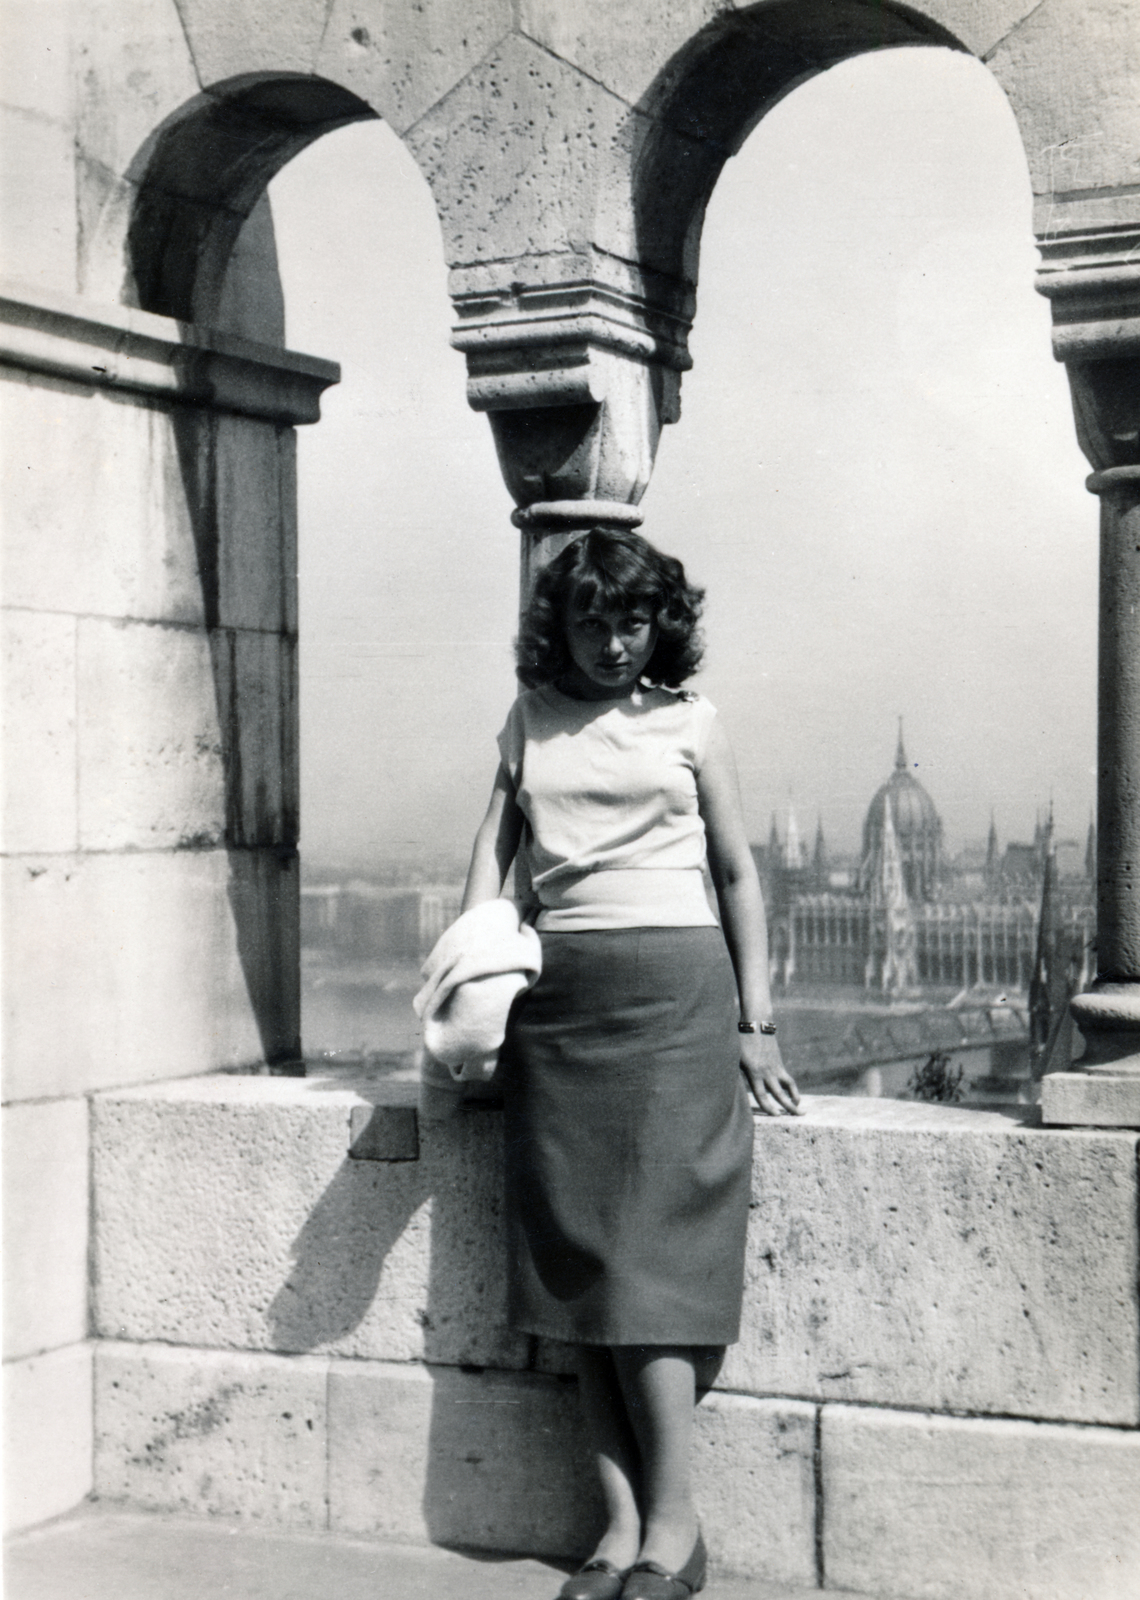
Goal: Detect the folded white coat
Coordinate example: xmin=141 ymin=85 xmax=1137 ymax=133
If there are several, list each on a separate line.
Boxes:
xmin=412 ymin=899 xmax=542 ymax=1081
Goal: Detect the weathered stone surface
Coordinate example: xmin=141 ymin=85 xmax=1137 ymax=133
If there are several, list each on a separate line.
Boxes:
xmin=691 ymin=1394 xmax=816 ymax=1585
xmin=348 ymin=1099 xmax=419 ymax=1160
xmin=92 ymin=1076 xmax=529 ymax=1370
xmin=95 ymin=1341 xmax=328 ymax=1525
xmin=214 ymin=414 xmax=293 ymax=632
xmin=0 ymin=0 xmax=73 ymax=124
xmin=1042 ymin=1069 xmax=1140 ymax=1127
xmin=721 ymin=1097 xmax=1140 ymax=1426
xmin=1 ymin=607 xmax=77 ymax=854
xmin=0 ymin=378 xmax=205 ymax=626
xmin=213 ymin=194 xmax=287 ymax=347
xmin=172 ymin=0 xmax=336 ymax=84
xmin=405 ymin=33 xmax=627 ymax=268
xmin=210 ymin=628 xmax=297 ymax=846
xmin=822 ymin=1403 xmax=1140 ymax=1600
xmin=910 ymin=0 xmax=1045 ymax=58
xmin=2 ymin=849 xmax=264 ymax=1098
xmin=3 ymin=1343 xmax=93 ymax=1535
xmin=2 ymin=1099 xmax=89 ymax=1359
xmin=519 ymin=2 xmax=1046 ymax=110
xmin=316 ymin=0 xmax=514 ymax=135
xmin=77 ymin=615 xmax=225 ymax=851
xmin=988 ymin=0 xmax=1140 ymax=200
xmin=518 ymin=0 xmax=728 ymax=110
xmin=328 ymin=1361 xmax=598 ymax=1555
xmin=0 ymin=107 xmax=78 ymax=294
xmin=72 ymin=0 xmax=201 ymax=183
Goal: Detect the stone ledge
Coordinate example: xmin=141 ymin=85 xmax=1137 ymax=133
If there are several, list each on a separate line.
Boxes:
xmin=1042 ymin=1069 xmax=1140 ymax=1127
xmin=92 ymin=1342 xmax=817 ymax=1582
xmin=0 ymin=281 xmax=339 ymax=423
xmin=94 ymin=1341 xmax=327 ymax=1526
xmin=822 ymin=1403 xmax=1140 ymax=1600
xmin=91 ymin=1079 xmax=1140 ymax=1423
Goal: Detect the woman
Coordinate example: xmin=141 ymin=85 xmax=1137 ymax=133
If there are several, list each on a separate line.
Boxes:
xmin=461 ymin=529 xmax=801 ymax=1600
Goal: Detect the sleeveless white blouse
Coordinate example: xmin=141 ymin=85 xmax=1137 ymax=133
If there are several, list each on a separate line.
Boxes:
xmin=497 ymin=683 xmax=719 ymax=931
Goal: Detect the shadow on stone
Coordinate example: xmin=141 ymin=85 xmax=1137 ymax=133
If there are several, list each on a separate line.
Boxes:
xmin=267 ymin=1152 xmax=431 ymax=1351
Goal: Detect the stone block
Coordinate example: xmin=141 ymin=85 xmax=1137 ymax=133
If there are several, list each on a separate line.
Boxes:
xmin=3 ymin=1343 xmax=93 ymax=1535
xmin=77 ymin=615 xmax=226 ymax=850
xmin=92 ymin=1075 xmax=528 ymax=1371
xmin=1 ymin=607 xmax=77 ymax=854
xmin=822 ymin=1404 xmax=1140 ymax=1600
xmin=326 ymin=1362 xmax=815 ymax=1577
xmin=2 ymin=848 xmax=265 ymax=1098
xmin=328 ymin=1360 xmax=599 ymax=1556
xmin=72 ymin=0 xmax=202 ymax=182
xmin=349 ymin=1101 xmax=419 ymax=1160
xmin=721 ymin=1098 xmax=1140 ymax=1426
xmin=692 ymin=1394 xmax=816 ymax=1585
xmin=988 ymin=0 xmax=1140 ymax=200
xmin=405 ymin=34 xmax=621 ymax=267
xmin=3 ymin=1098 xmax=89 ymax=1360
xmin=518 ymin=0 xmax=726 ymax=109
xmin=0 ymin=378 xmax=206 ymax=627
xmin=173 ymin=0 xmax=339 ymax=83
xmin=315 ymin=0 xmax=513 ymax=135
xmin=214 ymin=413 xmax=292 ymax=632
xmin=95 ymin=1341 xmax=327 ymax=1525
xmin=0 ymin=1 xmax=72 ymax=124
xmin=210 ymin=628 xmax=297 ymax=846
xmin=1042 ymin=1070 xmax=1140 ymax=1127
xmin=0 ymin=106 xmax=78 ymax=294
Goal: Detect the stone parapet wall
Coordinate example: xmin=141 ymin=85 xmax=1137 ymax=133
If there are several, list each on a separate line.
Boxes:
xmin=92 ymin=1076 xmax=1140 ymax=1425
xmin=88 ymin=1078 xmax=1140 ymax=1595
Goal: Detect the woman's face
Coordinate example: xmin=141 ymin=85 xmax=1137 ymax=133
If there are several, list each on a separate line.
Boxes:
xmin=563 ymin=599 xmax=657 ymax=699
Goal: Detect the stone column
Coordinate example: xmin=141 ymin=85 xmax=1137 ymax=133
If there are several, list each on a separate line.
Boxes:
xmin=1038 ymin=222 xmax=1140 ymax=1126
xmin=448 ymin=266 xmax=691 ymax=599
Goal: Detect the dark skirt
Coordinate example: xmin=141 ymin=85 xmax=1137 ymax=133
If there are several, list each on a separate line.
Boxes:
xmin=500 ymin=926 xmax=754 ymax=1346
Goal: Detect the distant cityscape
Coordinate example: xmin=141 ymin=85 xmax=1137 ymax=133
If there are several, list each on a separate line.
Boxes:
xmin=300 ymin=730 xmax=1095 ymax=1103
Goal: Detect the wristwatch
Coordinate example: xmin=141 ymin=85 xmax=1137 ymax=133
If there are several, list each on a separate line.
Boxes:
xmin=738 ymin=1019 xmax=777 ymax=1035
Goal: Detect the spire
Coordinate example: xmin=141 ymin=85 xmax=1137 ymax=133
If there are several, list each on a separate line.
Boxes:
xmin=813 ymin=816 xmax=827 ymax=888
xmin=986 ymin=811 xmax=999 ymax=877
xmin=782 ymin=798 xmax=804 ymax=870
xmin=1029 ymin=820 xmax=1062 ymax=1065
xmin=768 ymin=812 xmax=780 ymax=859
xmin=895 ymin=716 xmax=907 ymax=773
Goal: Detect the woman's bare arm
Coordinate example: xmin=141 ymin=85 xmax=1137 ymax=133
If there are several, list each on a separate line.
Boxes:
xmin=697 ymin=718 xmax=802 ymax=1116
xmin=461 ymin=764 xmax=525 ymax=912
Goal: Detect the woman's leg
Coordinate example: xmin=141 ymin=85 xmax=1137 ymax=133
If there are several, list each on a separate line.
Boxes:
xmin=576 ymin=1346 xmax=643 ymax=1569
xmin=611 ymin=1346 xmax=700 ymax=1571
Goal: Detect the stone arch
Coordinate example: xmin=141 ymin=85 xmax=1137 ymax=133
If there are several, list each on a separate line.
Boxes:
xmin=125 ymin=72 xmax=378 ymax=327
xmin=628 ymin=0 xmax=968 ymax=296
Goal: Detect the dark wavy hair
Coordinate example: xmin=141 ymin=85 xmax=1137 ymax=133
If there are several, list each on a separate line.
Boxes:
xmin=516 ymin=528 xmax=705 ymax=690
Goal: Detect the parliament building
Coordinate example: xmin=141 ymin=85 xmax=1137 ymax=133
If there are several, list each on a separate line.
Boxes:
xmin=756 ymin=730 xmax=1096 ymax=997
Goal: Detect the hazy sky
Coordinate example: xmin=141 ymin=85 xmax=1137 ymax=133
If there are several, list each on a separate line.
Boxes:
xmin=270 ymin=45 xmax=1096 ymax=876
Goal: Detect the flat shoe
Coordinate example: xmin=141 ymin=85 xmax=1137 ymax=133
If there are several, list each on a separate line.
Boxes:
xmin=620 ymin=1531 xmax=707 ymax=1600
xmin=558 ymin=1557 xmax=628 ymax=1600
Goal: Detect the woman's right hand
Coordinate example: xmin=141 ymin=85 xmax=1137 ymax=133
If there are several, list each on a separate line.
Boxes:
xmin=739 ymin=1033 xmax=803 ymax=1116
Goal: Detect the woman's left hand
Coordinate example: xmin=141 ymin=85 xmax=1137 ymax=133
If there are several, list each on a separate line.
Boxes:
xmin=739 ymin=1033 xmax=803 ymax=1116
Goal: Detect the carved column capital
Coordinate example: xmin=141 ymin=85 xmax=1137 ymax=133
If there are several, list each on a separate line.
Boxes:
xmin=1037 ymin=225 xmax=1140 ymax=473
xmin=450 ymin=264 xmax=692 ymax=580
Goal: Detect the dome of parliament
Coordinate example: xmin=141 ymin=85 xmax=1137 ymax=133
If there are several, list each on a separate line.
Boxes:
xmin=861 ymin=727 xmax=943 ymax=901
